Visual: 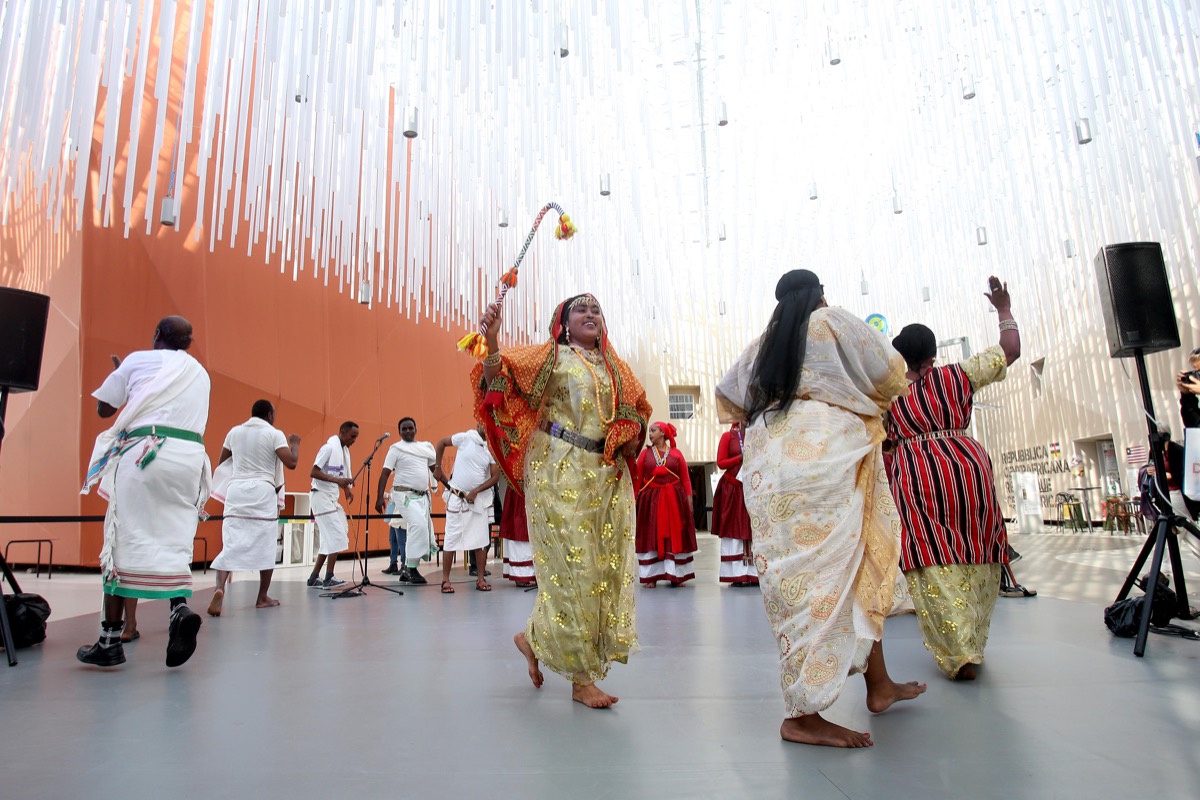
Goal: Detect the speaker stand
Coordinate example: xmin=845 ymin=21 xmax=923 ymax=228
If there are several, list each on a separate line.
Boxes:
xmin=1110 ymin=351 xmax=1197 ymax=657
xmin=0 ymin=387 xmax=24 ymax=665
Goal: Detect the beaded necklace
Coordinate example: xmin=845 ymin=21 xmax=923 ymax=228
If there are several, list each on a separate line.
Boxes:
xmin=653 ymin=443 xmax=669 ymax=467
xmin=571 ymin=345 xmax=616 ymax=425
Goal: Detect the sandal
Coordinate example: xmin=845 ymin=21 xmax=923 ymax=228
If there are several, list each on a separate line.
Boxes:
xmin=120 ymin=630 xmax=140 ymax=643
xmin=441 ymin=580 xmax=456 ymax=594
xmin=475 ymin=579 xmax=492 ymax=592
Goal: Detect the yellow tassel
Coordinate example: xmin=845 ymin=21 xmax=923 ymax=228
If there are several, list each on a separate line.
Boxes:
xmin=554 ymin=213 xmax=578 ymax=240
xmin=456 ymin=332 xmax=489 ymax=359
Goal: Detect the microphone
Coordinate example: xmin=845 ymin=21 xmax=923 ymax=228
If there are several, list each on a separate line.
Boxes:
xmin=377 ymin=432 xmax=391 ymax=443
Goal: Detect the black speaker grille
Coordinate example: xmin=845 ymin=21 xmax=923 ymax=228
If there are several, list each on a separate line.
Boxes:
xmin=0 ymin=287 xmax=51 ymax=392
xmin=1093 ymin=242 xmax=1180 ymax=358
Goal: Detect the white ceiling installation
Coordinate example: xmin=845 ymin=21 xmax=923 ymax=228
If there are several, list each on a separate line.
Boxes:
xmin=1 ymin=1 xmax=1199 ymax=372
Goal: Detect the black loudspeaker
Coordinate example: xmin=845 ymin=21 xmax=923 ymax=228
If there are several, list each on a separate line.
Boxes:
xmin=1094 ymin=242 xmax=1180 ymax=358
xmin=0 ymin=287 xmax=50 ymax=392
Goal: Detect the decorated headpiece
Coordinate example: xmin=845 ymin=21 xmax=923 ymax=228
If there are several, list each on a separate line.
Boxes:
xmin=653 ymin=420 xmax=678 ymax=449
xmin=457 ymin=202 xmax=578 ymax=359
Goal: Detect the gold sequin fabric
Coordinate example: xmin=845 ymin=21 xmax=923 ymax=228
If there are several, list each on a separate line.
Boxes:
xmin=904 ymin=563 xmax=1001 ymax=679
xmin=523 ymin=356 xmax=642 ymax=684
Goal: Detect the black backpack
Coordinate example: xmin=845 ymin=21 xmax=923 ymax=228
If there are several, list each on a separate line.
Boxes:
xmin=2 ymin=593 xmax=52 ymax=648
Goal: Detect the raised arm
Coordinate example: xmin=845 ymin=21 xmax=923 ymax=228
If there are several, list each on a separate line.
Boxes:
xmin=480 ymin=304 xmax=503 ymax=383
xmin=986 ymin=276 xmax=1020 ymax=366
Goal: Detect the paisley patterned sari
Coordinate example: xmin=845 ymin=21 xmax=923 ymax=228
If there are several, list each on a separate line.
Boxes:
xmin=717 ymin=306 xmax=908 ymax=716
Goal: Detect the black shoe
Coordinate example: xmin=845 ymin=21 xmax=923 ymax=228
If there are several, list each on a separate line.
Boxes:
xmin=382 ymin=565 xmax=399 ymax=575
xmin=397 ymin=568 xmax=411 ymax=583
xmin=468 ymin=567 xmax=477 ymax=576
xmin=407 ymin=568 xmax=428 ymax=585
xmin=76 ymin=641 xmax=126 ymax=667
xmin=166 ymin=606 xmax=202 ymax=668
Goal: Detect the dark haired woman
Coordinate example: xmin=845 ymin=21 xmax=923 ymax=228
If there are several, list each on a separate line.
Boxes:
xmin=473 ymin=294 xmax=652 ymax=708
xmin=885 ymin=276 xmax=1020 ymax=681
xmin=635 ymin=421 xmax=698 ymax=586
xmin=716 ymin=269 xmax=925 ymax=748
xmin=712 ymin=422 xmax=758 ymax=586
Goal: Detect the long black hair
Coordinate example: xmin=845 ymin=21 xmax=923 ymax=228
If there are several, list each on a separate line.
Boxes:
xmin=745 ymin=270 xmax=825 ymax=424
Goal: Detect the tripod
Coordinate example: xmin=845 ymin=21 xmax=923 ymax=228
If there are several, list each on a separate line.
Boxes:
xmin=326 ymin=433 xmax=403 ymax=599
xmin=1111 ymin=351 xmax=1199 ymax=656
xmin=1 ymin=388 xmax=24 ymax=664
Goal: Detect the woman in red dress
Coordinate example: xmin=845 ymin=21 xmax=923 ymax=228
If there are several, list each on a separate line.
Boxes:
xmin=498 ymin=486 xmax=536 ymax=587
xmin=712 ymin=422 xmax=757 ymax=586
xmin=635 ymin=421 xmax=698 ymax=586
xmin=885 ymin=275 xmax=1020 ymax=680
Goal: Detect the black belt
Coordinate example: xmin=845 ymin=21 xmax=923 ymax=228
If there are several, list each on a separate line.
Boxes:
xmin=538 ymin=420 xmax=604 ymax=453
xmin=392 ymin=486 xmax=428 ymax=496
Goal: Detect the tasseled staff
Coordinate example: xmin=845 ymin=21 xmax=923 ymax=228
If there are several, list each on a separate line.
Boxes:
xmin=456 ymin=202 xmax=578 ymax=359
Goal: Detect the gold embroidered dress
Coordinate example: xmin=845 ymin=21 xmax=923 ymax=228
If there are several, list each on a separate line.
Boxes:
xmin=716 ymin=307 xmax=908 ymax=717
xmin=520 ymin=349 xmax=640 ymax=681
xmin=472 ymin=298 xmax=651 ymax=685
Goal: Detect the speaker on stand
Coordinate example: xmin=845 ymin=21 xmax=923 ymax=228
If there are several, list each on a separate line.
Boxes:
xmin=0 ymin=286 xmax=51 ymax=665
xmin=1094 ymin=243 xmax=1198 ymax=657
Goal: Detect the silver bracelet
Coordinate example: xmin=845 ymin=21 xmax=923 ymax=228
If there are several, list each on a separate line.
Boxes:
xmin=998 ymin=319 xmax=1019 ymax=332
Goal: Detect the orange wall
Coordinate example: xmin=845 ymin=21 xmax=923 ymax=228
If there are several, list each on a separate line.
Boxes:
xmin=1 ymin=1 xmax=482 ymax=566
xmin=0 ymin=166 xmax=86 ymax=563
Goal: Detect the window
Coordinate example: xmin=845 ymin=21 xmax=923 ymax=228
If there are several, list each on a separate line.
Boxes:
xmin=668 ymin=387 xmax=699 ymax=420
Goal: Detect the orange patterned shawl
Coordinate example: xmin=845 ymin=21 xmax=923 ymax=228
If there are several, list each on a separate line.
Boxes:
xmin=471 ymin=295 xmax=652 ymax=495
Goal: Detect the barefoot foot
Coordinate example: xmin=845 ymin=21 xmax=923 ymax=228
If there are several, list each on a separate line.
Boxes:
xmin=514 ymin=632 xmax=544 ymax=688
xmin=780 ymin=714 xmax=872 ymax=747
xmin=572 ymin=683 xmax=618 ymax=708
xmin=955 ymin=663 xmax=978 ymax=681
xmin=866 ymin=679 xmax=927 ymax=713
xmin=206 ymin=589 xmax=224 ymax=617
xmin=255 ymin=596 xmax=281 ymax=608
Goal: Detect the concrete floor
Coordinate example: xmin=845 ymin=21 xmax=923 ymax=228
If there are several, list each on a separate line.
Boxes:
xmin=2 ymin=527 xmax=1199 ymax=800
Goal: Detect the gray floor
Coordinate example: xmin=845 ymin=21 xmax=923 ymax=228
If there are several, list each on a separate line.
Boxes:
xmin=3 ymin=530 xmax=1200 ymax=800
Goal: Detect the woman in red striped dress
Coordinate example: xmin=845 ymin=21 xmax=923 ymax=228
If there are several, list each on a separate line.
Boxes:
xmin=885 ymin=276 xmax=1021 ymax=680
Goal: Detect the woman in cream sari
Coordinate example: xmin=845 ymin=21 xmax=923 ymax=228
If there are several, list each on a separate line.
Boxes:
xmin=717 ymin=269 xmax=925 ymax=748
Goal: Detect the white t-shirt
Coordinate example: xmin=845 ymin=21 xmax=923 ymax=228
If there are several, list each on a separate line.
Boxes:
xmin=92 ymin=349 xmax=210 ymax=434
xmin=383 ymin=440 xmax=437 ymax=491
xmin=312 ymin=437 xmax=350 ymax=497
xmin=223 ymin=418 xmax=288 ymax=483
xmin=449 ymin=430 xmax=496 ymax=497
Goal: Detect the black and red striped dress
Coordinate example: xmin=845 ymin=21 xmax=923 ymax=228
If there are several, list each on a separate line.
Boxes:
xmin=885 ymin=358 xmax=1009 ymax=572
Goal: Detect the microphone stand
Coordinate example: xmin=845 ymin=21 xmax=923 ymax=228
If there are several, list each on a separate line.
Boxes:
xmin=327 ymin=434 xmax=403 ymax=599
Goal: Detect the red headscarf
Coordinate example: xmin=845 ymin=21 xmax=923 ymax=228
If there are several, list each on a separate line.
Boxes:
xmin=653 ymin=421 xmax=678 ymax=450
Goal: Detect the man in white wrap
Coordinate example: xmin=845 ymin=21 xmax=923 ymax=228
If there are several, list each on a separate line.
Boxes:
xmin=308 ymin=421 xmax=359 ymax=589
xmin=433 ymin=425 xmax=501 ymax=593
xmin=374 ymin=417 xmax=437 ymax=585
xmin=207 ymin=400 xmax=300 ymax=615
xmin=78 ymin=316 xmax=210 ymax=669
